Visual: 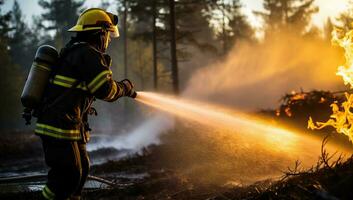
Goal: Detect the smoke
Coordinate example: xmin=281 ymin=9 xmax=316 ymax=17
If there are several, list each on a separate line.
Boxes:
xmin=88 ymin=113 xmax=174 ymax=152
xmin=184 ymin=32 xmax=344 ymax=110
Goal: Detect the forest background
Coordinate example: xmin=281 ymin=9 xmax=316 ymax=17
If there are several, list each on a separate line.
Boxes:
xmin=1 ymin=0 xmax=352 ymax=132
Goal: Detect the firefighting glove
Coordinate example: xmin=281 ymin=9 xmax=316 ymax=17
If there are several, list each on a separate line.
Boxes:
xmin=121 ymin=79 xmax=137 ymax=98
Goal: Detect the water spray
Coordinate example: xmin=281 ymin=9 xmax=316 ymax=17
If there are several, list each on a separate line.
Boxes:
xmin=134 ymin=91 xmax=349 ymax=155
xmin=135 ymin=91 xmax=284 ymax=132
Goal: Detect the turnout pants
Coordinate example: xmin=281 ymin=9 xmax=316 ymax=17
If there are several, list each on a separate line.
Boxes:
xmin=40 ymin=136 xmax=90 ymax=200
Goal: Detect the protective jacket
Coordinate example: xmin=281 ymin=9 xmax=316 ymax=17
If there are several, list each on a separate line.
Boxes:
xmin=35 ymin=41 xmax=126 ymax=141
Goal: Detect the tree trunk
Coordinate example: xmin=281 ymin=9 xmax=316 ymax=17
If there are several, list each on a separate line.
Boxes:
xmin=122 ymin=0 xmax=129 ymax=119
xmin=123 ymin=0 xmax=128 ymax=78
xmin=139 ymin=46 xmax=144 ymax=90
xmin=152 ymin=0 xmax=158 ymax=90
xmin=221 ymin=0 xmax=227 ymax=55
xmin=169 ymin=0 xmax=179 ymax=94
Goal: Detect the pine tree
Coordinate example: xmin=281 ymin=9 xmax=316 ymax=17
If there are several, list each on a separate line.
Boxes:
xmin=38 ymin=0 xmax=84 ymax=48
xmin=0 ymin=0 xmax=24 ymax=127
xmin=336 ymin=2 xmax=353 ymax=33
xmin=8 ymin=0 xmax=37 ymax=70
xmin=169 ymin=0 xmax=178 ymax=94
xmin=174 ymin=0 xmax=218 ymax=54
xmin=123 ymin=0 xmax=128 ymax=79
xmin=0 ymin=0 xmax=12 ymax=76
xmin=323 ymin=18 xmax=334 ymax=42
xmin=205 ymin=0 xmax=253 ymax=54
xmin=0 ymin=0 xmax=11 ymax=41
xmin=256 ymin=0 xmax=318 ymax=35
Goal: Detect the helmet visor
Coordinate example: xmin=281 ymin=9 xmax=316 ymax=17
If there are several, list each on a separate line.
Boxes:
xmin=108 ymin=25 xmax=119 ymax=38
xmin=106 ymin=12 xmax=119 ymax=38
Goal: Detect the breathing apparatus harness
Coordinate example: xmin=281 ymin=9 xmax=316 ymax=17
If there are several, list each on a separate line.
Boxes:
xmin=21 ymin=41 xmax=98 ymax=127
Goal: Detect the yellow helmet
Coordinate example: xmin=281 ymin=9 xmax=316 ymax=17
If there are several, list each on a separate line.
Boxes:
xmin=68 ymin=8 xmax=119 ymax=37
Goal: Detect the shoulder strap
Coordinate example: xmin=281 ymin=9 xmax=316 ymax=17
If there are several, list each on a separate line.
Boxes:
xmin=45 ymin=81 xmax=81 ymax=111
xmin=44 ymin=42 xmax=88 ymax=111
xmin=60 ymin=41 xmax=88 ymax=58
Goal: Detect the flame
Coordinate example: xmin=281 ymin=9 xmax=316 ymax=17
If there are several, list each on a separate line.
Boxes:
xmin=276 ymin=109 xmax=281 ymax=116
xmin=291 ymin=93 xmax=306 ymax=101
xmin=285 ymin=107 xmax=292 ymax=117
xmin=308 ymin=29 xmax=353 ymax=143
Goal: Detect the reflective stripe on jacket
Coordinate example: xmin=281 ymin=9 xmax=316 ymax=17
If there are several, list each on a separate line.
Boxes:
xmin=35 ymin=123 xmax=81 ymax=140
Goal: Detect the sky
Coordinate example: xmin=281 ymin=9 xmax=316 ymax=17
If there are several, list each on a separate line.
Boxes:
xmin=241 ymin=0 xmax=349 ymax=30
xmin=1 ymin=0 xmax=350 ymax=31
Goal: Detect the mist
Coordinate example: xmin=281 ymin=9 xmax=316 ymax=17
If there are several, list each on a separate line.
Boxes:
xmin=94 ymin=32 xmax=346 ymax=155
xmin=88 ymin=113 xmax=174 ymax=152
xmin=184 ymin=32 xmax=344 ymax=110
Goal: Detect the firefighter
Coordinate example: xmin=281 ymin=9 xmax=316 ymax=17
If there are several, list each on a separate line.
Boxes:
xmin=35 ymin=8 xmax=136 ymax=200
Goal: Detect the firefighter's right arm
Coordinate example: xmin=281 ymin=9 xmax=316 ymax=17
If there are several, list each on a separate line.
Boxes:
xmin=77 ymin=46 xmax=135 ymax=101
xmin=106 ymin=79 xmax=136 ymax=102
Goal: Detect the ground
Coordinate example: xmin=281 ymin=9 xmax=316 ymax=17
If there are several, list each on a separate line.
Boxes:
xmin=1 ymin=127 xmax=352 ymax=200
xmin=1 ymin=91 xmax=353 ymax=199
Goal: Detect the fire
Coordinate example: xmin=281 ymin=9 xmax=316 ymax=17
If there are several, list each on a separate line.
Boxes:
xmin=285 ymin=107 xmax=292 ymax=117
xmin=308 ymin=28 xmax=353 ymax=143
xmin=291 ymin=93 xmax=306 ymax=101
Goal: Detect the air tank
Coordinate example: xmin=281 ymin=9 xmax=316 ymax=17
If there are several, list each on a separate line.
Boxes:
xmin=21 ymin=45 xmax=58 ymax=108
